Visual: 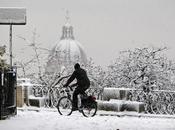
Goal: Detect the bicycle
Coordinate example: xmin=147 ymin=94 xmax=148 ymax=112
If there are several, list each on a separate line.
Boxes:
xmin=56 ymin=85 xmax=97 ymax=117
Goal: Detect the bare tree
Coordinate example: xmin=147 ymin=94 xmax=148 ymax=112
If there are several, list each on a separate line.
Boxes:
xmin=14 ymin=57 xmax=36 ymax=78
xmin=16 ymin=29 xmax=71 ymax=88
xmin=17 ymin=29 xmax=44 ymax=79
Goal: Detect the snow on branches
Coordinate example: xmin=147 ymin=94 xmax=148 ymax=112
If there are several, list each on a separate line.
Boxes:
xmin=106 ymin=47 xmax=175 ymax=91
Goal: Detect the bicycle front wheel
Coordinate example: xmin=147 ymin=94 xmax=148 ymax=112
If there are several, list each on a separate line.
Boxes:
xmin=56 ymin=96 xmax=73 ymax=116
xmin=82 ymin=102 xmax=97 ymax=117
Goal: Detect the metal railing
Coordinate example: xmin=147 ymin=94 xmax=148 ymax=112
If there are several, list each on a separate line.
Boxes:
xmin=32 ymin=85 xmax=175 ymax=115
xmin=32 ymin=85 xmax=103 ymax=108
xmin=128 ymin=89 xmax=175 ymax=115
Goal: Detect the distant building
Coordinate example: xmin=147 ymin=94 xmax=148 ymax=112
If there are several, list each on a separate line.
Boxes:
xmin=45 ymin=18 xmax=87 ymax=74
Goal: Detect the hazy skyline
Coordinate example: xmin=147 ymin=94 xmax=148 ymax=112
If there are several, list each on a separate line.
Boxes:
xmin=0 ymin=0 xmax=175 ymax=67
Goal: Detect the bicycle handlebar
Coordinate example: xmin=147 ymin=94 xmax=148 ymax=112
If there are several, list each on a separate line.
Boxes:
xmin=60 ymin=86 xmax=73 ymax=93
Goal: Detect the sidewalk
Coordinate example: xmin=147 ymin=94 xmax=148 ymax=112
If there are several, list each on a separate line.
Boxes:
xmin=17 ymin=106 xmax=175 ymax=119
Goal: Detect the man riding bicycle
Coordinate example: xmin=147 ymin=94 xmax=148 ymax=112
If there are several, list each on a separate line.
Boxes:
xmin=63 ymin=63 xmax=90 ymax=111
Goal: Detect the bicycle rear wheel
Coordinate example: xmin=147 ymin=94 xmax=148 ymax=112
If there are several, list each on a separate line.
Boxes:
xmin=57 ymin=96 xmax=73 ymax=116
xmin=82 ymin=102 xmax=97 ymax=117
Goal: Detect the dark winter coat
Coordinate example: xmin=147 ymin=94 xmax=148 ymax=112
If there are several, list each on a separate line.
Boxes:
xmin=65 ymin=68 xmax=90 ymax=89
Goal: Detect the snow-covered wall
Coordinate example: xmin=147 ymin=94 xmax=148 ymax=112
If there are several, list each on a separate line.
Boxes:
xmin=102 ymin=87 xmax=132 ymax=101
xmin=97 ymin=99 xmax=145 ymax=113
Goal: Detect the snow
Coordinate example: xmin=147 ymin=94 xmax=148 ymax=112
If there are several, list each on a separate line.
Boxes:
xmin=0 ymin=108 xmax=175 ymax=130
xmin=109 ymin=99 xmax=143 ymax=104
xmin=0 ymin=7 xmax=26 ymax=24
xmin=56 ymin=39 xmax=87 ymax=61
xmin=104 ymin=87 xmax=133 ymax=90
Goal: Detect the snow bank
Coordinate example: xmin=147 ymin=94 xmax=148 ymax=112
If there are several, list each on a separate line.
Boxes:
xmin=0 ymin=110 xmax=175 ymax=130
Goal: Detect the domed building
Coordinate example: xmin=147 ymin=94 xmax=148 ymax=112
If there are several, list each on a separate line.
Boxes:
xmin=45 ymin=21 xmax=87 ymax=74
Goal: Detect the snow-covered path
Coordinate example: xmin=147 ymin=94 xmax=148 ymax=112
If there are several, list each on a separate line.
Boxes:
xmin=0 ymin=110 xmax=175 ymax=130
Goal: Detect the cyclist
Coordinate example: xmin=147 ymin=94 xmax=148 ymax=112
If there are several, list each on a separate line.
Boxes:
xmin=63 ymin=63 xmax=90 ymax=111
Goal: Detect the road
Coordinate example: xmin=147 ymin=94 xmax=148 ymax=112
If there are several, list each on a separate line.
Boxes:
xmin=0 ymin=109 xmax=175 ymax=130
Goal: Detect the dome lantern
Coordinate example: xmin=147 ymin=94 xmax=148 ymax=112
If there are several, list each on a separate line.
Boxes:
xmin=61 ymin=24 xmax=74 ymax=40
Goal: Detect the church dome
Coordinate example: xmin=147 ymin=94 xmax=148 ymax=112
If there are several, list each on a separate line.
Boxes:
xmin=54 ymin=39 xmax=87 ymax=64
xmin=45 ymin=21 xmax=87 ymax=74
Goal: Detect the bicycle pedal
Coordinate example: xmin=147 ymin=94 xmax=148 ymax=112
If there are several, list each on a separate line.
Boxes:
xmin=78 ymin=108 xmax=83 ymax=112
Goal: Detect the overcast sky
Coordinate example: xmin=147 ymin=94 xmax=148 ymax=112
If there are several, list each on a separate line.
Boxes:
xmin=0 ymin=0 xmax=175 ymax=67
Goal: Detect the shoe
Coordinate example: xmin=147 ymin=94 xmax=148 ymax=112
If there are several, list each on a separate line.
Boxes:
xmin=78 ymin=106 xmax=83 ymax=112
xmin=72 ymin=107 xmax=78 ymax=111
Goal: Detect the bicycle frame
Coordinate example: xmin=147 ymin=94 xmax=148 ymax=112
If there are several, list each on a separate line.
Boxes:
xmin=57 ymin=85 xmax=98 ymax=117
xmin=60 ymin=86 xmax=72 ymax=99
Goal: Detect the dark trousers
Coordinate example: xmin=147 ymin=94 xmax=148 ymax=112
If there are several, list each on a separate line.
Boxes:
xmin=72 ymin=86 xmax=88 ymax=108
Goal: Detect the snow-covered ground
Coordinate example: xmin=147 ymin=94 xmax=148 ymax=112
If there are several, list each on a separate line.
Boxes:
xmin=0 ymin=108 xmax=175 ymax=130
